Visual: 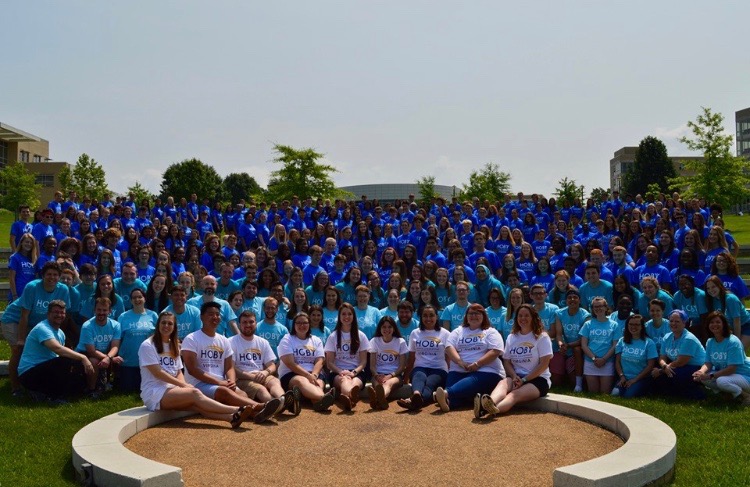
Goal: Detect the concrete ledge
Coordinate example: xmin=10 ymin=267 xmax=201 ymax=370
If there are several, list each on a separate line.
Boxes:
xmin=72 ymin=408 xmax=192 ymax=487
xmin=73 ymin=393 xmax=675 ymax=487
xmin=524 ymin=394 xmax=676 ymax=486
xmin=0 ymin=360 xmax=8 ymax=376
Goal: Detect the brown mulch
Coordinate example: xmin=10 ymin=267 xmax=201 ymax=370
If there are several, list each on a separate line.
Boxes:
xmin=125 ymin=404 xmax=623 ymax=487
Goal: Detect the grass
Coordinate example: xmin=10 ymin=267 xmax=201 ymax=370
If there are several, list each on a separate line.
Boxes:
xmin=1 ymin=210 xmax=750 ymax=485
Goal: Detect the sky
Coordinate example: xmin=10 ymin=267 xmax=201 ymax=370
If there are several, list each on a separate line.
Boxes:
xmin=2 ymin=1 xmax=749 ymax=198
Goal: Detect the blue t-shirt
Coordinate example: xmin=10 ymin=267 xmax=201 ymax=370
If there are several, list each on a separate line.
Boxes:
xmin=113 ymin=278 xmax=147 ymax=311
xmin=20 ymin=280 xmax=72 ymax=328
xmin=18 ymin=320 xmax=66 ymax=375
xmin=187 ymin=296 xmax=237 ymax=337
xmin=440 ymin=302 xmax=469 ymax=331
xmin=162 ymin=303 xmax=202 ymax=341
xmin=79 ymin=294 xmax=125 ymax=321
xmin=355 ymin=305 xmax=381 ymax=339
xmin=579 ymin=318 xmax=617 ymax=363
xmin=256 ymin=320 xmax=289 ymax=355
xmin=117 ymin=309 xmax=158 ymax=367
xmin=705 ymin=335 xmax=750 ymax=380
xmin=76 ymin=317 xmax=122 ymax=353
xmin=672 ymin=289 xmax=708 ymax=323
xmin=578 ymin=280 xmax=614 ymax=310
xmin=557 ymin=307 xmax=591 ymax=356
xmin=660 ymin=330 xmax=706 ymax=366
xmin=645 ymin=318 xmax=670 ymax=354
xmin=616 ymin=337 xmax=658 ymax=380
xmin=9 ymin=253 xmax=36 ymax=299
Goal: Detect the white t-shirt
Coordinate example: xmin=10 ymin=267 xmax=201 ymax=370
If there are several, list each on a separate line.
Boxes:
xmin=409 ymin=328 xmax=451 ymax=371
xmin=229 ymin=334 xmax=277 ymax=373
xmin=369 ymin=336 xmax=408 ymax=375
xmin=181 ymin=329 xmax=233 ymax=385
xmin=446 ymin=326 xmax=505 ymax=375
xmin=324 ymin=330 xmax=370 ymax=371
xmin=138 ymin=339 xmax=183 ymax=410
xmin=504 ymin=331 xmax=553 ymax=385
xmin=277 ymin=334 xmax=324 ymax=377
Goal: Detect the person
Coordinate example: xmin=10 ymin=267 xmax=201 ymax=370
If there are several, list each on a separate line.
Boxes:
xmin=187 ymin=275 xmax=238 ymax=337
xmin=554 ymin=289 xmax=589 ymax=391
xmin=18 ymin=300 xmax=97 ymax=402
xmin=8 ymin=233 xmax=37 ymax=303
xmin=397 ymin=305 xmax=450 ymax=411
xmin=181 ymin=302 xmax=281 ymax=423
xmin=651 ymin=310 xmax=706 ymax=399
xmin=434 ymin=303 xmax=504 ymax=412
xmin=479 ymin=304 xmax=552 ymax=418
xmin=162 ymin=285 xmax=202 ymax=341
xmin=277 ymin=312 xmax=336 ymax=412
xmin=113 ymin=262 xmax=148 ymax=311
xmin=366 ymin=316 xmax=408 ymax=410
xmin=612 ymin=314 xmax=658 ymax=398
xmin=704 ymin=275 xmax=750 ymax=348
xmin=79 ymin=274 xmax=125 ymax=321
xmin=75 ymin=297 xmax=123 ymax=394
xmin=229 ymin=310 xmax=295 ymax=414
xmin=692 ymin=311 xmax=750 ymax=405
xmin=579 ymin=297 xmax=618 ymax=393
xmin=138 ymin=310 xmax=256 ymax=428
xmin=256 ymin=296 xmax=289 ymax=356
xmin=116 ymin=289 xmax=158 ymax=392
xmin=325 ymin=302 xmax=369 ymax=411
xmin=353 ymin=284 xmax=381 ymax=338
xmin=440 ymin=281 xmax=471 ymax=330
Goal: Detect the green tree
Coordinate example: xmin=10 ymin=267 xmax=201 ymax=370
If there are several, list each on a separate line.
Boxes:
xmin=0 ymin=162 xmax=41 ymax=215
xmin=416 ymin=175 xmax=437 ymax=209
xmin=670 ymin=107 xmax=750 ymax=209
xmin=265 ymin=144 xmax=350 ymax=202
xmin=622 ymin=136 xmax=677 ymax=197
xmin=160 ymin=158 xmax=225 ymax=202
xmin=644 ymin=183 xmax=662 ymax=203
xmin=458 ymin=163 xmax=511 ymax=203
xmin=223 ymin=172 xmax=263 ymax=204
xmin=58 ymin=153 xmax=110 ymax=200
xmin=127 ymin=181 xmax=155 ymax=205
xmin=590 ymin=187 xmax=609 ymax=203
xmin=553 ymin=177 xmax=585 ymax=207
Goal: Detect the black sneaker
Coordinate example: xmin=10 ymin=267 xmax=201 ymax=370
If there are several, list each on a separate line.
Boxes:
xmin=290 ymin=387 xmax=301 ymax=416
xmin=473 ymin=393 xmax=485 ymax=419
xmin=313 ymin=390 xmax=335 ymax=412
xmin=254 ymin=398 xmax=281 ymax=424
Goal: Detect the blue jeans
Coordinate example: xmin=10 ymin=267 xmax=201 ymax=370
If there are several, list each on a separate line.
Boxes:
xmin=653 ymin=364 xmax=705 ymax=400
xmin=446 ymin=371 xmax=502 ymax=408
xmin=621 ymin=377 xmax=652 ymax=398
xmin=410 ymin=367 xmax=447 ymax=405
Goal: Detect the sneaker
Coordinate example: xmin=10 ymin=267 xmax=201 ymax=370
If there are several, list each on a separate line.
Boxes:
xmin=48 ymin=397 xmax=70 ymax=406
xmin=573 ymin=385 xmax=583 ymax=393
xmin=611 ymin=387 xmax=621 ymax=397
xmin=473 ymin=393 xmax=485 ymax=419
xmin=481 ymin=394 xmax=500 ymax=415
xmin=28 ymin=390 xmax=50 ymax=402
xmin=230 ymin=406 xmax=255 ymax=429
xmin=374 ymin=383 xmax=387 ymax=410
xmin=435 ymin=387 xmax=449 ymax=412
xmin=313 ymin=390 xmax=335 ymax=412
xmin=411 ymin=391 xmax=423 ymax=410
xmin=366 ymin=385 xmax=378 ymax=409
xmin=254 ymin=398 xmax=281 ymax=424
xmin=350 ymin=385 xmax=361 ymax=407
xmin=290 ymin=387 xmax=301 ymax=416
xmin=396 ymin=398 xmax=412 ymax=410
xmin=86 ymin=390 xmax=102 ymax=401
xmin=280 ymin=390 xmax=294 ymax=414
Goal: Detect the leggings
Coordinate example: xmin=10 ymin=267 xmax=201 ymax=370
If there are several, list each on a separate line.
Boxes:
xmin=704 ymin=374 xmax=750 ymax=398
xmin=446 ymin=371 xmax=502 ymax=408
xmin=410 ymin=367 xmax=447 ymax=405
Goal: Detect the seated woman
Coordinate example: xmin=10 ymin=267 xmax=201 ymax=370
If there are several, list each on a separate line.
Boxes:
xmin=367 ymin=316 xmax=408 ymax=410
xmin=434 ymin=303 xmax=504 ymax=412
xmin=479 ymin=304 xmax=552 ymax=418
xmin=138 ymin=311 xmax=255 ymax=428
xmin=651 ymin=310 xmax=706 ymax=399
xmin=277 ymin=312 xmax=336 ymax=412
xmin=692 ymin=311 xmax=750 ymax=405
xmin=324 ymin=303 xmax=369 ymax=411
xmin=397 ymin=305 xmax=450 ymax=411
xmin=612 ymin=314 xmax=658 ymax=398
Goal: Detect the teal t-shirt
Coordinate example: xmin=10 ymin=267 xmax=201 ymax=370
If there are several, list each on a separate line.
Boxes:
xmin=18 ymin=320 xmax=66 ymax=375
xmin=76 ymin=317 xmax=122 ymax=354
xmin=661 ymin=330 xmax=706 ymax=366
xmin=706 ymin=335 xmax=750 ymax=380
xmin=440 ymin=302 xmax=469 ymax=331
xmin=256 ymin=320 xmax=289 ymax=355
xmin=616 ymin=337 xmax=658 ymax=380
xmin=20 ymin=280 xmax=72 ymax=327
xmin=557 ymin=307 xmax=590 ymax=356
xmin=163 ymin=303 xmax=202 ymax=341
xmin=645 ymin=318 xmax=670 ymax=354
xmin=579 ymin=318 xmax=617 ymax=363
xmin=118 ymin=309 xmax=158 ymax=367
xmin=355 ymin=305 xmax=381 ymax=339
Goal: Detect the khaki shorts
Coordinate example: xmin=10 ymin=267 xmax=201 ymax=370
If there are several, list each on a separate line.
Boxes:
xmin=1 ymin=322 xmax=18 ymax=345
xmin=237 ymin=375 xmax=275 ymax=399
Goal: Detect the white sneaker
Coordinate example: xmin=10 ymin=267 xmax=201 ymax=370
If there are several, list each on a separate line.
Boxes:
xmin=573 ymin=385 xmax=583 ymax=393
xmin=435 ymin=387 xmax=449 ymax=412
xmin=611 ymin=388 xmax=620 ymax=396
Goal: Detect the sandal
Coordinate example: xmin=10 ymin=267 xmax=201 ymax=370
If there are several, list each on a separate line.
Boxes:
xmin=230 ymin=406 xmax=254 ymax=429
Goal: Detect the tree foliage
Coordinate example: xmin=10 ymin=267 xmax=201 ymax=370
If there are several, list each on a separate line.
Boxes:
xmin=670 ymin=107 xmax=750 ymax=209
xmin=622 ymin=136 xmax=676 ymax=197
xmin=553 ymin=177 xmax=585 ymax=207
xmin=127 ymin=181 xmax=155 ymax=205
xmin=590 ymin=187 xmax=610 ymax=203
xmin=58 ymin=153 xmax=109 ymax=200
xmin=0 ymin=162 xmax=41 ymax=214
xmin=416 ymin=175 xmax=438 ymax=208
xmin=223 ymin=172 xmax=263 ymax=204
xmin=458 ymin=163 xmax=511 ymax=203
xmin=160 ymin=158 xmax=224 ymax=202
xmin=644 ymin=183 xmax=662 ymax=203
xmin=265 ymin=144 xmax=349 ymax=202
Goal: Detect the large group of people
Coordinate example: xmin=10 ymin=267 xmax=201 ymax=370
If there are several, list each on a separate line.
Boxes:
xmin=4 ymin=188 xmax=750 ymax=424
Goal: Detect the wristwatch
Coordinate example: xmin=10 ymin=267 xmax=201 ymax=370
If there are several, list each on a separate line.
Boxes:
xmin=521 ymin=377 xmax=527 ymax=384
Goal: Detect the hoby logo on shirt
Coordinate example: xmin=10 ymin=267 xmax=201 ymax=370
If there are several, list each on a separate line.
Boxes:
xmin=160 ymin=355 xmax=177 ymax=366
xmin=239 ymin=347 xmax=262 ymax=362
xmin=378 ymin=350 xmax=399 ymax=362
xmin=509 ymin=341 xmax=535 ymax=355
xmin=416 ymin=337 xmax=442 ymax=348
xmin=294 ymin=345 xmax=317 ymax=357
xmin=458 ymin=333 xmax=485 ymax=345
xmin=201 ymin=345 xmax=224 ymax=359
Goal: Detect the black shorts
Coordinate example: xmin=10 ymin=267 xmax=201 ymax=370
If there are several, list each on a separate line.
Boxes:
xmin=329 ymin=370 xmax=368 ymax=387
xmin=281 ymin=370 xmax=328 ymax=390
xmin=523 ymin=376 xmax=550 ymax=397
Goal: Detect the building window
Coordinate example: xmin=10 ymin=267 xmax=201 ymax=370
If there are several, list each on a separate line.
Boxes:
xmin=0 ymin=140 xmax=7 ymax=167
xmin=35 ymin=174 xmax=54 ymax=187
xmin=32 ymin=154 xmax=42 ymax=162
xmin=20 ymin=150 xmax=30 ymax=162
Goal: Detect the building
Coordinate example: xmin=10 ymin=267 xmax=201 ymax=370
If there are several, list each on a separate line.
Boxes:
xmin=609 ymin=146 xmax=700 ymax=194
xmin=339 ymin=183 xmax=458 ymax=204
xmin=736 ymin=107 xmax=750 ymax=158
xmin=0 ymin=122 xmax=68 ymax=204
